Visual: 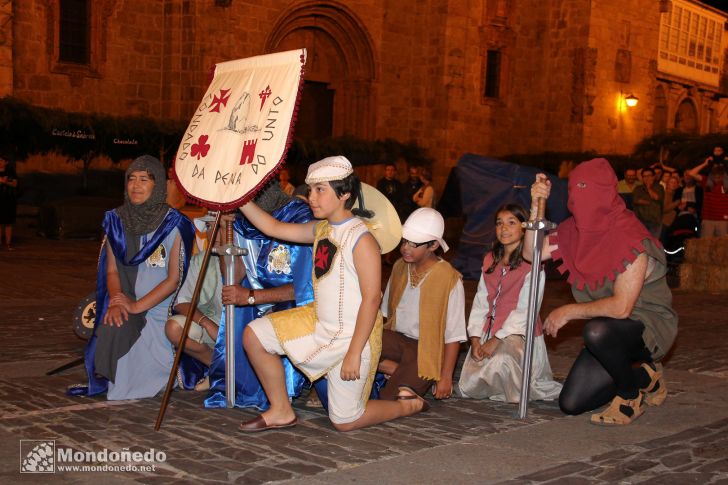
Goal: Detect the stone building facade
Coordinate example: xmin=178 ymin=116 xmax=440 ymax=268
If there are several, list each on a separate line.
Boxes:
xmin=2 ymin=0 xmax=727 ymax=184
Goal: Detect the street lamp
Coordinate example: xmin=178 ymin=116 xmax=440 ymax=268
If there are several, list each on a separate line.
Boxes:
xmin=625 ymin=93 xmax=639 ymax=108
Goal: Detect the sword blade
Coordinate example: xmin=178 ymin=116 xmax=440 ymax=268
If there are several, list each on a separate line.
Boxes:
xmin=517 ymin=227 xmax=545 ymax=419
xmin=223 ymin=253 xmax=237 ymax=409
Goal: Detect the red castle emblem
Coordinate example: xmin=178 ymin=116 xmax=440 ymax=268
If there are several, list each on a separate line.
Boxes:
xmin=240 ymin=139 xmax=258 ymax=165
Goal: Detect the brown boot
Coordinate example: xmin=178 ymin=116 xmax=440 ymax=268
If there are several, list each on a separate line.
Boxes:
xmin=640 ymin=362 xmax=667 ymax=406
xmin=590 ymin=394 xmax=644 ymax=425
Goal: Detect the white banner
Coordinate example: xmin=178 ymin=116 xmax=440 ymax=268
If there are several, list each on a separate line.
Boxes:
xmin=174 ymin=49 xmax=306 ymax=210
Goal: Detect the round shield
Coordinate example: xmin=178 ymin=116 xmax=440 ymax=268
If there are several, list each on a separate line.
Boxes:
xmin=355 ymin=183 xmax=403 ymax=254
xmin=73 ymin=292 xmax=97 ymax=340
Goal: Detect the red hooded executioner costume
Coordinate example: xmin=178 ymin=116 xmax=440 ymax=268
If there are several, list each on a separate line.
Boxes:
xmin=551 ymin=158 xmax=662 ymax=291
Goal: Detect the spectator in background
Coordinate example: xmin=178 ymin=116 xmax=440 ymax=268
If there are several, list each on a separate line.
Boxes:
xmin=618 ymin=169 xmax=641 ymax=194
xmin=617 ymin=168 xmax=641 ymax=210
xmin=687 ymin=162 xmax=728 ymax=237
xmin=691 ymin=154 xmax=728 ymax=193
xmin=655 ymin=160 xmax=677 ymax=186
xmin=0 ymin=156 xmax=18 ymax=250
xmin=278 ymin=167 xmax=295 ymax=196
xmin=637 ymin=160 xmax=675 ymax=186
xmin=413 ymin=167 xmax=435 ymax=209
xmin=377 ymin=162 xmax=405 ymax=265
xmin=703 ymin=146 xmax=726 ymax=172
xmin=661 ymin=174 xmax=681 ymax=241
xmin=670 ymin=171 xmax=682 ymax=187
xmin=659 ymin=170 xmax=675 ymax=189
xmin=402 ymin=166 xmax=423 ymax=219
xmin=652 ymin=165 xmax=664 ymax=188
xmin=632 ymin=168 xmax=664 ymax=239
xmin=376 ymin=163 xmax=404 ymax=220
xmin=675 ymin=170 xmax=703 ymax=221
xmin=663 ymin=202 xmax=699 ymax=258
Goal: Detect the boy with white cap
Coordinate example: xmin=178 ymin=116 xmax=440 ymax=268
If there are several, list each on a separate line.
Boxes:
xmin=380 ymin=208 xmax=466 ymax=400
xmin=238 ymin=156 xmax=428 ymax=432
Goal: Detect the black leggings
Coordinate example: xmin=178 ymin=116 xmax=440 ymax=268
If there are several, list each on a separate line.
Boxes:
xmin=559 ymin=317 xmax=652 ymax=415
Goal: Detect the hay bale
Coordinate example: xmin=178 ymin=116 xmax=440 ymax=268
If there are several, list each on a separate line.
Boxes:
xmin=679 ymin=263 xmax=706 ymax=291
xmin=682 ymin=238 xmax=700 ymax=264
xmin=709 ymin=237 xmax=728 ymax=266
xmin=707 ymin=266 xmax=728 ymax=293
xmin=685 ymin=238 xmax=713 ymax=264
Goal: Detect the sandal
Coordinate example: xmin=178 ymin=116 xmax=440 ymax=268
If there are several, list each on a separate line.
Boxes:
xmin=640 ymin=362 xmax=667 ymax=407
xmin=239 ymin=414 xmax=297 ymax=433
xmin=590 ymin=395 xmax=644 ymax=426
xmin=397 ymin=385 xmax=430 ymax=413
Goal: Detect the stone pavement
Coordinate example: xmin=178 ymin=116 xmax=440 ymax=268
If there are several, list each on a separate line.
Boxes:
xmin=0 ymin=220 xmax=727 ymax=484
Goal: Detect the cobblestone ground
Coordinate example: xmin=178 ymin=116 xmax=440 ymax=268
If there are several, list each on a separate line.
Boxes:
xmin=1 ymin=223 xmax=726 ymax=484
xmin=503 ymin=418 xmax=728 ymax=484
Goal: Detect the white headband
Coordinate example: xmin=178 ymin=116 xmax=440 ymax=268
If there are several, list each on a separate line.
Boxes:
xmin=305 ymin=156 xmax=354 ymax=184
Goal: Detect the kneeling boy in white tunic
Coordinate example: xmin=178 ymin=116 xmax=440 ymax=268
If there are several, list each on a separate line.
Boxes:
xmin=238 ymin=156 xmax=429 ymax=432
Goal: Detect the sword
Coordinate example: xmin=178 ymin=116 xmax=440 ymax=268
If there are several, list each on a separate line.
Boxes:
xmin=517 ymin=195 xmax=555 ymax=419
xmin=213 ymin=216 xmax=247 ymax=408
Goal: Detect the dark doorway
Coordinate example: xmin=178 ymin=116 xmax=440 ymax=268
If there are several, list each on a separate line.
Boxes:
xmin=295 ymin=81 xmax=334 ymax=141
xmin=675 ymin=99 xmax=699 ymax=135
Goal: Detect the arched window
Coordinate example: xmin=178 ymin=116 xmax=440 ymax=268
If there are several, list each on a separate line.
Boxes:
xmin=675 ymin=98 xmax=699 ymax=134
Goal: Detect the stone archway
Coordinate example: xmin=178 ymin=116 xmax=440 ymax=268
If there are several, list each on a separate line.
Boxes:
xmin=675 ymin=98 xmax=699 ymax=135
xmin=265 ymin=1 xmax=377 ymax=140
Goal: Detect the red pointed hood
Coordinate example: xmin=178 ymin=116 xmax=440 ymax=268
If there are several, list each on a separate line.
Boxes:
xmin=552 ymin=158 xmax=661 ymax=290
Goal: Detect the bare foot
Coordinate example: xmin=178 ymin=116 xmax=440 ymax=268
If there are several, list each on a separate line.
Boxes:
xmin=193 ymin=376 xmax=210 ymax=391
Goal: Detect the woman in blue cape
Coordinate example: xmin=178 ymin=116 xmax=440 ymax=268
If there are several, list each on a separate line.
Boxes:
xmin=71 ymin=155 xmax=194 ymax=400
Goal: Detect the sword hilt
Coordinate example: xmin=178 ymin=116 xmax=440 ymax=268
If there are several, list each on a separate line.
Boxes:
xmin=536 ymin=197 xmax=546 ymax=220
xmin=225 ymin=215 xmax=234 ymax=245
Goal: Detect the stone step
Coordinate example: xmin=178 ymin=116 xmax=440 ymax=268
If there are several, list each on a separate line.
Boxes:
xmin=680 ymin=236 xmax=728 ymax=292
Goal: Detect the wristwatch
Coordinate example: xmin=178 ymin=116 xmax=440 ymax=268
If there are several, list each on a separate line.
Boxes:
xmin=247 ymin=289 xmax=256 ymax=306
